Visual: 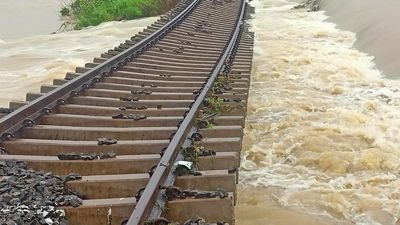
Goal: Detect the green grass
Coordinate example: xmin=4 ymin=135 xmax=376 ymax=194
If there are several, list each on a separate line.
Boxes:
xmin=61 ymin=0 xmax=163 ymax=29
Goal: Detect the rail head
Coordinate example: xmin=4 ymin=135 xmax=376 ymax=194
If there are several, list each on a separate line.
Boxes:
xmin=126 ymin=0 xmax=247 ymax=224
xmin=0 ymin=0 xmax=201 ymax=141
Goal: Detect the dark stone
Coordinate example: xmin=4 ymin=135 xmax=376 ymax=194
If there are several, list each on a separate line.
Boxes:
xmin=0 ymin=147 xmax=8 ymax=154
xmin=14 ymin=217 xmax=23 ymax=225
xmin=125 ymin=105 xmax=147 ymax=110
xmin=58 ymin=151 xmax=116 ymax=161
xmin=54 ymin=195 xmax=64 ymax=204
xmin=65 ymin=195 xmax=82 ymax=207
xmin=194 ymin=191 xmax=213 ymax=198
xmin=112 ymin=113 xmax=147 ymax=121
xmin=25 ymin=178 xmax=35 ymax=184
xmin=25 ymin=212 xmax=35 ymax=220
xmin=97 ymin=138 xmax=118 ymax=146
xmin=6 ymin=160 xmax=17 ymax=167
xmin=12 ymin=191 xmax=21 ymax=197
xmin=131 ymin=90 xmax=144 ymax=95
xmin=35 ymin=185 xmax=44 ymax=192
xmin=64 ymin=173 xmax=82 ymax=182
xmin=0 ymin=186 xmax=11 ymax=194
xmin=215 ymin=188 xmax=228 ymax=198
xmin=198 ymin=149 xmax=216 ymax=157
xmin=9 ymin=197 xmax=20 ymax=205
xmin=227 ymin=167 xmax=237 ymax=174
xmin=43 ymin=189 xmax=51 ymax=197
xmin=2 ymin=193 xmax=12 ymax=203
xmin=119 ymin=96 xmax=139 ymax=102
xmin=0 ymin=107 xmax=15 ymax=114
xmin=5 ymin=221 xmax=17 ymax=225
xmin=99 ymin=151 xmax=117 ymax=159
xmin=0 ymin=161 xmax=7 ymax=167
xmin=196 ymin=120 xmax=209 ymax=129
xmin=45 ymin=179 xmax=55 ymax=186
xmin=111 ymin=113 xmax=125 ymax=119
xmin=57 ymin=152 xmax=96 ymax=161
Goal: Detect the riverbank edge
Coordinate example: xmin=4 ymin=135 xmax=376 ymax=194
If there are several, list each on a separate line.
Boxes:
xmin=59 ymin=0 xmax=180 ymax=31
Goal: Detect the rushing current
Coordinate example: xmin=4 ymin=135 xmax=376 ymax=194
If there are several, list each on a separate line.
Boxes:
xmin=1 ymin=0 xmax=400 ymax=224
xmin=0 ymin=17 xmax=158 ymax=107
xmin=320 ymin=0 xmax=400 ymax=79
xmin=236 ymin=0 xmax=400 ymax=225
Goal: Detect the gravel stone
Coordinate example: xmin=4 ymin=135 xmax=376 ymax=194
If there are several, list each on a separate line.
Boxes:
xmin=57 ymin=151 xmax=117 ymax=160
xmin=0 ymin=107 xmax=15 ymax=114
xmin=0 ymin=147 xmax=7 ymax=154
xmin=0 ymin=160 xmax=82 ymax=225
xmin=97 ymin=138 xmax=118 ymax=146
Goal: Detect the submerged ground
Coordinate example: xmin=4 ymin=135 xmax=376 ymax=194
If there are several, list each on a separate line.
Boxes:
xmin=1 ymin=0 xmax=400 ymax=224
xmin=0 ymin=0 xmax=62 ymax=41
xmin=0 ymin=2 xmax=157 ymax=107
xmin=320 ymin=0 xmax=400 ymax=79
xmin=236 ymin=0 xmax=400 ymax=224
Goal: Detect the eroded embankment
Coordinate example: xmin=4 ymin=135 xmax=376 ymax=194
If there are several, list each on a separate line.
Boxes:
xmin=61 ymin=0 xmax=181 ymax=29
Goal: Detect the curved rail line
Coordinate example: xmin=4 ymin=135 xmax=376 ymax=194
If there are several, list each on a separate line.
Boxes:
xmin=0 ymin=0 xmax=254 ymax=224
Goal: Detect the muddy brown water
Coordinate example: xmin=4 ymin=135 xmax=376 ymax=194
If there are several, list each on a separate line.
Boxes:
xmin=0 ymin=0 xmax=63 ymax=41
xmin=236 ymin=1 xmax=400 ymax=225
xmin=0 ymin=11 xmax=157 ymax=107
xmin=320 ymin=0 xmax=400 ymax=79
xmin=1 ymin=0 xmax=400 ymax=224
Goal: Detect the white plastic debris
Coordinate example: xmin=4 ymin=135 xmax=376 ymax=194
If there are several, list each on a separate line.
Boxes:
xmin=45 ymin=218 xmax=53 ymax=225
xmin=174 ymin=161 xmax=193 ymax=170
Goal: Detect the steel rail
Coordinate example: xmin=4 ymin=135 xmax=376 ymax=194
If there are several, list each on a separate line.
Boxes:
xmin=0 ymin=0 xmax=200 ymax=141
xmin=126 ymin=0 xmax=247 ymax=224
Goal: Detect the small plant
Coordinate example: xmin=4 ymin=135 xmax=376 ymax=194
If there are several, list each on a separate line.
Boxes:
xmin=182 ymin=146 xmax=201 ymax=168
xmin=204 ymin=96 xmax=224 ymax=113
xmin=206 ymin=121 xmax=214 ymax=128
xmin=216 ymin=75 xmax=228 ymax=84
xmin=195 ymin=111 xmax=218 ymax=129
xmin=182 ymin=145 xmax=216 ymax=169
xmin=60 ymin=7 xmax=70 ymax=16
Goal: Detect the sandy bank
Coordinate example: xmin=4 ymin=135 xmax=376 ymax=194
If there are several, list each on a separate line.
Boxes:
xmin=320 ymin=0 xmax=400 ymax=79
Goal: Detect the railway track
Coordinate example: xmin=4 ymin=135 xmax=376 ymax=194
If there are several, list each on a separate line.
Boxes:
xmin=0 ymin=0 xmax=254 ymax=224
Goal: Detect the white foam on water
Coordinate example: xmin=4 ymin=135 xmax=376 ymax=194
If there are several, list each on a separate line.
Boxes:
xmin=0 ymin=17 xmax=157 ymax=107
xmin=237 ymin=0 xmax=400 ymax=224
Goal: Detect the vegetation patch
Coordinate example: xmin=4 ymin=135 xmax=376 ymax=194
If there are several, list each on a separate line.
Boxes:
xmin=60 ymin=0 xmax=165 ymax=29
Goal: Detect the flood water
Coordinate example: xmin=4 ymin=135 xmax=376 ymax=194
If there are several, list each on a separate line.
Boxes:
xmin=236 ymin=0 xmax=400 ymax=224
xmin=1 ymin=0 xmax=400 ymax=224
xmin=0 ymin=0 xmax=63 ymax=41
xmin=320 ymin=0 xmax=400 ymax=79
xmin=0 ymin=7 xmax=157 ymax=107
